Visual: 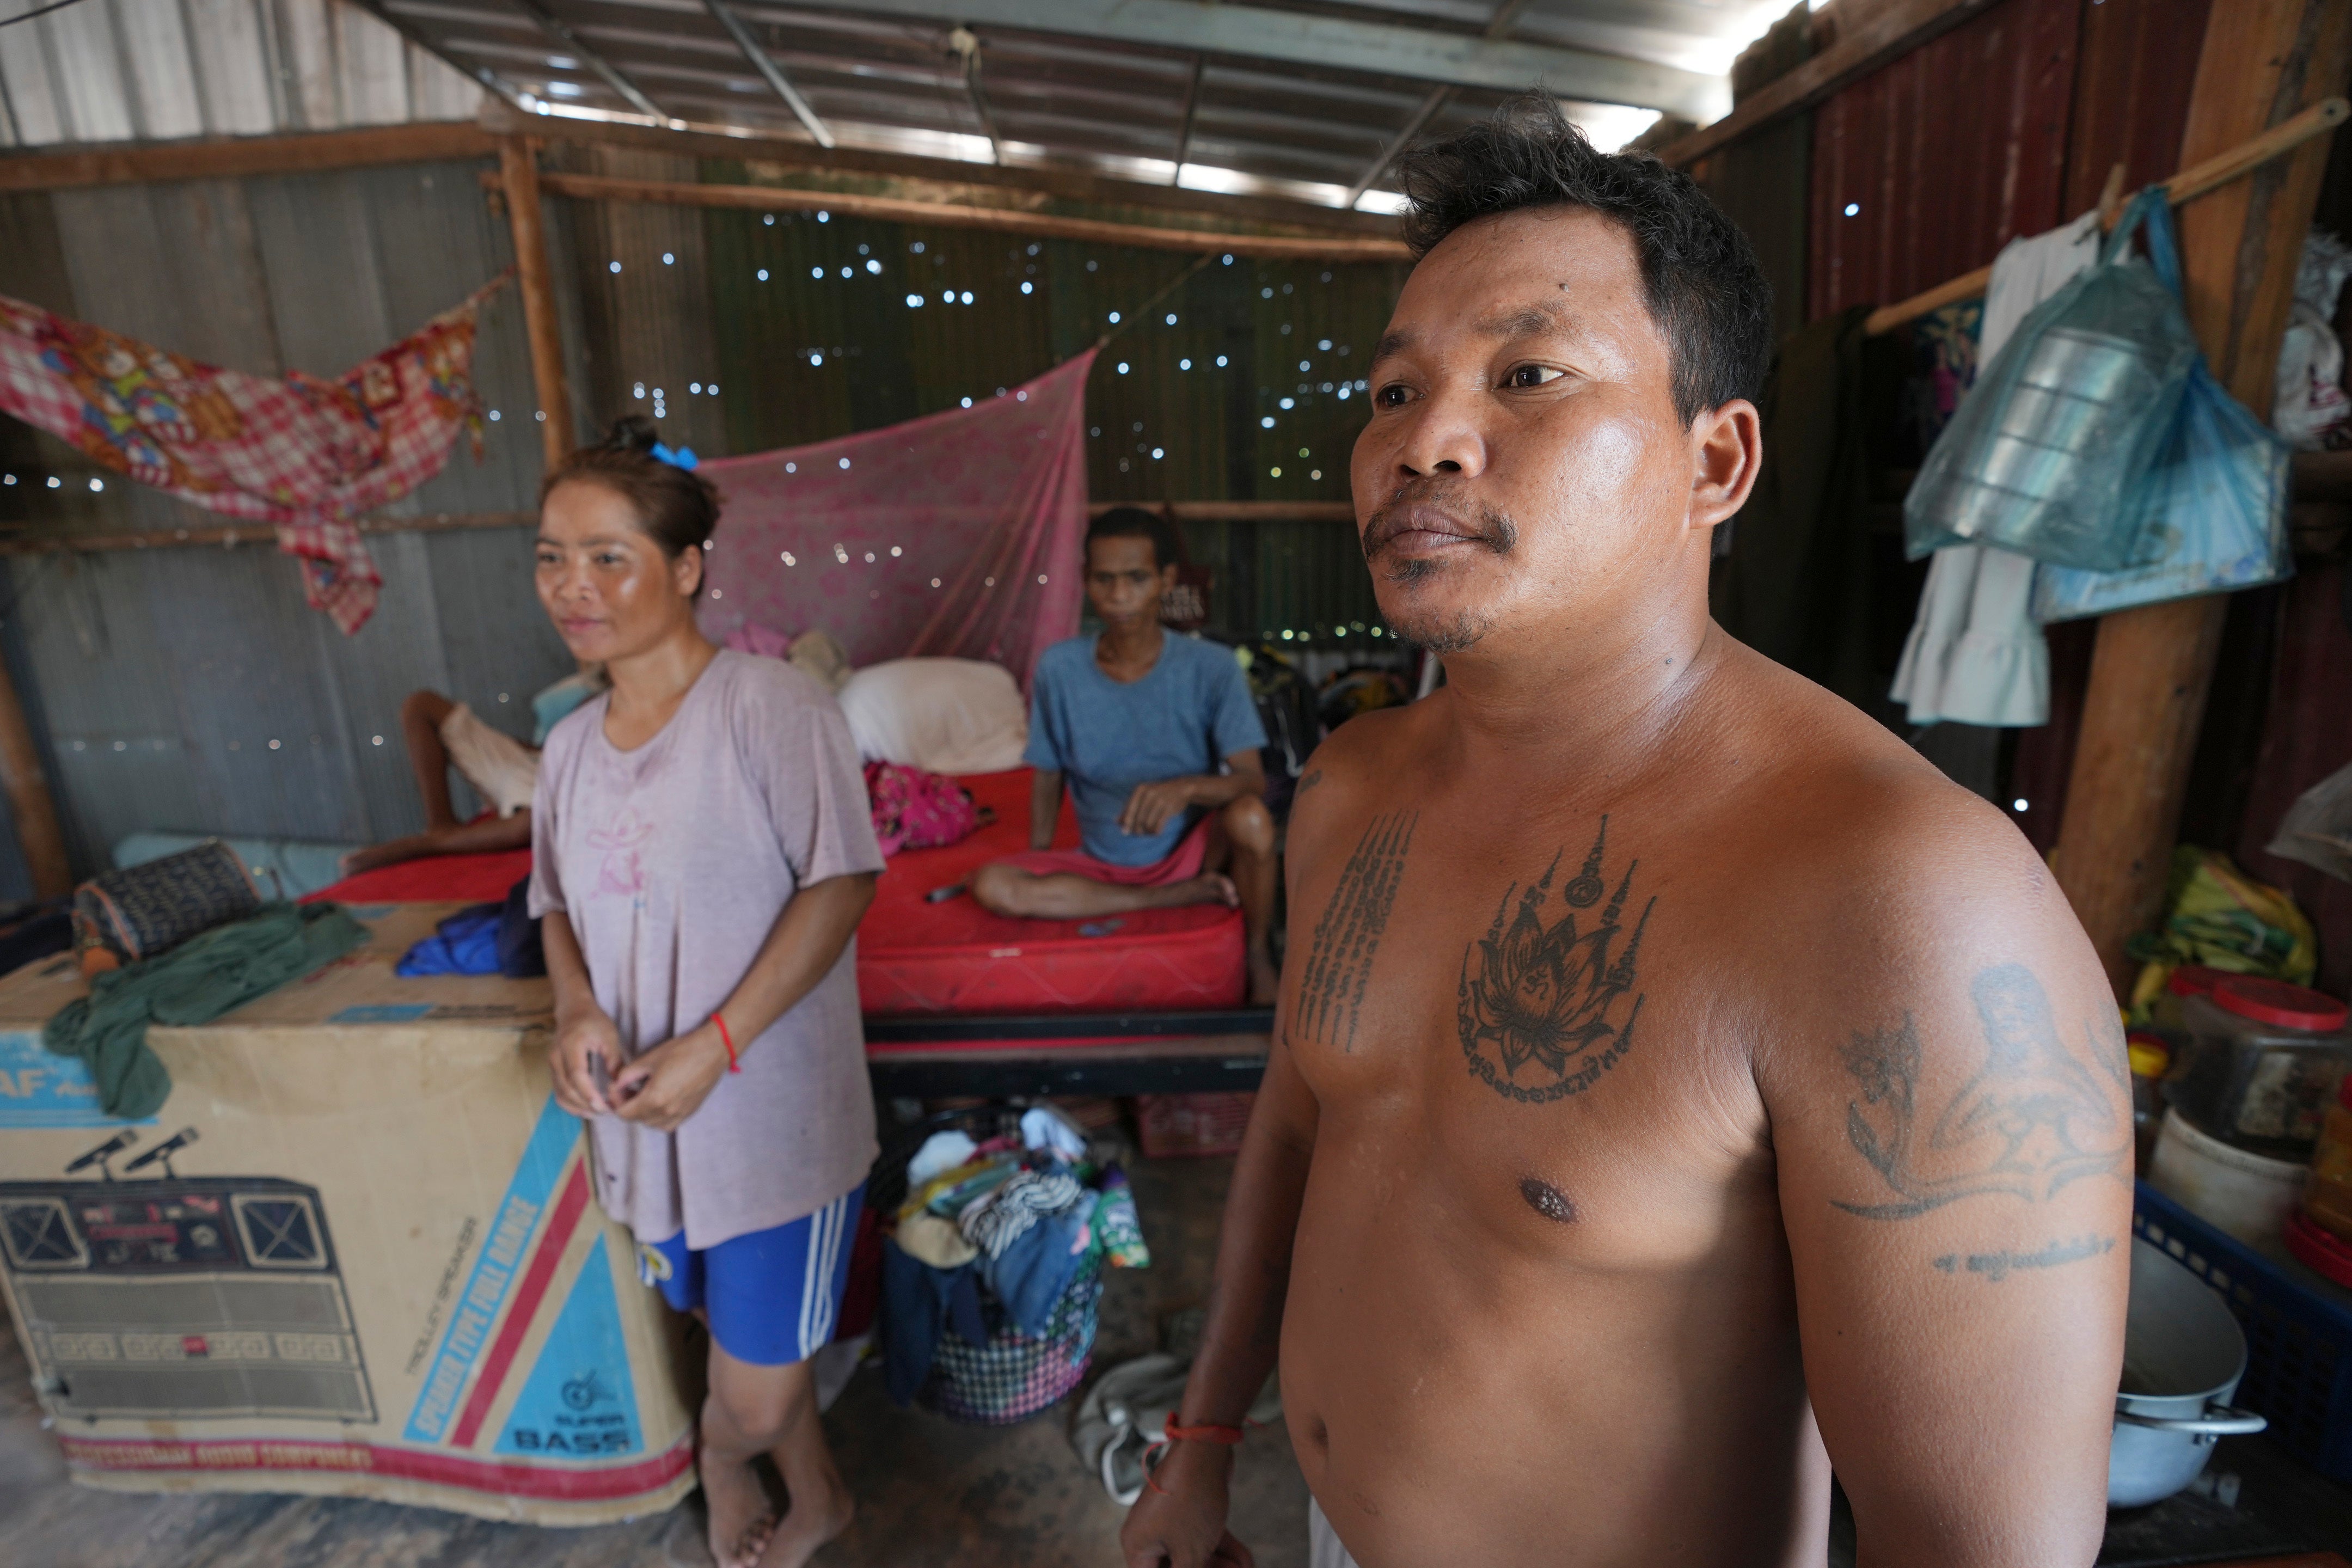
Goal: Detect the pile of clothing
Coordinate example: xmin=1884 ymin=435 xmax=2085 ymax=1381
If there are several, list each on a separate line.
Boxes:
xmin=880 ymin=1107 xmax=1149 ymax=1410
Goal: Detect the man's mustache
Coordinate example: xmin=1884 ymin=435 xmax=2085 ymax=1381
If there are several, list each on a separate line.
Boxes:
xmin=1359 ymin=482 xmax=1518 ymax=562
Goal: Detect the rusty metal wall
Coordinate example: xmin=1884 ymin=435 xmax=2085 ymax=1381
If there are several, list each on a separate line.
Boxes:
xmin=2228 ymin=560 xmax=2352 ymax=995
xmin=0 ymin=157 xmax=573 ymax=888
xmin=1987 ymin=0 xmax=2215 ymax=854
xmin=1808 ymin=0 xmax=2086 ymax=322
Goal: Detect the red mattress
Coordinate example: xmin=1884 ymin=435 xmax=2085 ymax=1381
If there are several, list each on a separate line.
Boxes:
xmin=311 ymin=848 xmax=532 ymax=905
xmin=857 ymin=768 xmax=1243 ymax=1016
xmin=307 ymin=770 xmax=1242 ymax=1018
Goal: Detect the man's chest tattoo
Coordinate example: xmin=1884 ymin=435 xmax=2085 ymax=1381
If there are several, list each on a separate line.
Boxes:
xmin=1458 ymin=817 xmax=1655 ymax=1104
xmin=1296 ymin=811 xmax=1417 ymax=1051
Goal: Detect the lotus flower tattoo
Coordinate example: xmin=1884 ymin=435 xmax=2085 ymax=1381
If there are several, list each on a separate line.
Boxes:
xmin=1457 ymin=818 xmax=1654 ymax=1104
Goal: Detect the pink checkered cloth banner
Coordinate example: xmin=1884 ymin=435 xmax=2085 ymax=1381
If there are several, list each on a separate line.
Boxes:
xmin=696 ymin=349 xmax=1097 ymax=688
xmin=0 ymin=275 xmax=508 ymax=633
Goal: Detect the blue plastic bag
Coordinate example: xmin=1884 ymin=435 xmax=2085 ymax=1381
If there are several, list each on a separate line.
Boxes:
xmin=2031 ymin=200 xmax=2293 ymax=622
xmin=1906 ymin=189 xmax=2199 ymax=569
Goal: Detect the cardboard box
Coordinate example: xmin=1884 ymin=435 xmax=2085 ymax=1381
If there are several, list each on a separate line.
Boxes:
xmin=0 ymin=903 xmax=694 ymax=1524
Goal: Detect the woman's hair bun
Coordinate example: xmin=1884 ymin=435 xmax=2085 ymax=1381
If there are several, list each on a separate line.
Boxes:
xmin=603 ymin=414 xmax=660 ymax=455
xmin=542 ymin=414 xmax=722 ymax=565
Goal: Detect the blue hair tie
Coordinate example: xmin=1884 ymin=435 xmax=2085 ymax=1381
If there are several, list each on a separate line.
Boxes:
xmin=651 ymin=441 xmax=699 ymax=470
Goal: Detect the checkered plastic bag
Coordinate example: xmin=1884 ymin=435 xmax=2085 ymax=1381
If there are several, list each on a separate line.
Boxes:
xmin=921 ymin=1252 xmax=1103 ymax=1425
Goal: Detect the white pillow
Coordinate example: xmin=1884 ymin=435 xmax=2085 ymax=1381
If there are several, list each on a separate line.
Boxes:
xmin=836 ymin=658 xmax=1029 ymax=774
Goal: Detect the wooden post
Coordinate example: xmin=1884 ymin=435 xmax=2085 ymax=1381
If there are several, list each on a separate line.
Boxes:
xmin=0 ymin=652 xmax=72 ymax=898
xmin=498 ymin=137 xmax=574 ymax=473
xmin=2049 ymin=0 xmax=2352 ymax=993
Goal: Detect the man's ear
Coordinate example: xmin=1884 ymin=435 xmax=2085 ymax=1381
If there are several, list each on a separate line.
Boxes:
xmin=1159 ymin=562 xmax=1180 ymax=592
xmin=1689 ymin=399 xmax=1761 ymax=532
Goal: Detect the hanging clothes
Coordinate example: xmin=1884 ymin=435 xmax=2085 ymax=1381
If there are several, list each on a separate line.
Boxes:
xmin=0 ymin=278 xmax=505 ymax=634
xmin=1710 ymin=305 xmax=1901 ymax=708
xmin=1890 ymin=211 xmax=2102 ymax=726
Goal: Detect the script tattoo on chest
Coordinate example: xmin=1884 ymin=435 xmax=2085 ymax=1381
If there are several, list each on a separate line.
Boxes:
xmin=1295 ymin=811 xmax=1417 ymax=1052
xmin=1457 ymin=817 xmax=1654 ymax=1104
xmin=1835 ymin=963 xmax=2131 ymax=1221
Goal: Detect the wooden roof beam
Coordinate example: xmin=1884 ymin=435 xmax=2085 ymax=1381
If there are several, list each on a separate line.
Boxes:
xmin=760 ymin=0 xmax=1728 ymax=120
xmin=507 ymin=0 xmax=670 ymax=124
xmin=701 ymin=0 xmax=835 ymax=149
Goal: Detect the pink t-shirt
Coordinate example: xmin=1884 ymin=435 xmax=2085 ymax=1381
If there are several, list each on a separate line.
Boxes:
xmin=529 ymin=650 xmax=885 ymax=1250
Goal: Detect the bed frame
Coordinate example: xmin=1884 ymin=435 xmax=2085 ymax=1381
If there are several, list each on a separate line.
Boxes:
xmin=863 ymin=1008 xmax=1271 ymax=1099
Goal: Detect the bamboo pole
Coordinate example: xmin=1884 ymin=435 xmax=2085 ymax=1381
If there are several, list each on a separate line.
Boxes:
xmin=1863 ymin=95 xmax=2349 ymax=336
xmin=498 ymin=138 xmax=574 ymax=472
xmin=0 ymin=654 xmax=71 ymax=898
xmin=0 ymin=500 xmax=1356 ymax=559
xmin=2049 ymin=0 xmax=2352 ymax=994
xmin=0 ymin=121 xmax=497 ymax=194
xmin=495 ymin=168 xmax=1414 ymax=262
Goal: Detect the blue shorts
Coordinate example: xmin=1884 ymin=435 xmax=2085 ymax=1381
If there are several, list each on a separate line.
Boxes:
xmin=639 ymin=1183 xmax=865 ymax=1366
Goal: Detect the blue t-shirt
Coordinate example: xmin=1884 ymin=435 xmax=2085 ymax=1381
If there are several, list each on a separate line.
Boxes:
xmin=1023 ymin=633 xmax=1269 ymax=867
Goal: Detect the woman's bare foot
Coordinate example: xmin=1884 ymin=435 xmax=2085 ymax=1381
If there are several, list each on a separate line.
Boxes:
xmin=757 ymin=1475 xmax=854 ymax=1568
xmin=701 ymin=1451 xmax=776 ymax=1568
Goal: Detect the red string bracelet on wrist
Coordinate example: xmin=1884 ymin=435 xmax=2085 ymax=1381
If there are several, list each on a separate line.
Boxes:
xmin=1142 ymin=1421 xmax=1246 ymax=1495
xmin=713 ymin=1013 xmax=739 ymax=1073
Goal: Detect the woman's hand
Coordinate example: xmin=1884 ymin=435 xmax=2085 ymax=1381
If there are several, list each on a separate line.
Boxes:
xmin=611 ymin=1025 xmax=732 ymax=1132
xmin=549 ymin=1006 xmax=623 ymax=1117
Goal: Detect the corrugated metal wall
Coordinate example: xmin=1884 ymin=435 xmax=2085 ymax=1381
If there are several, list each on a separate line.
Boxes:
xmin=1808 ymin=0 xmax=2084 ymax=322
xmin=1961 ymin=0 xmax=2215 ymax=853
xmin=0 ymin=147 xmax=1409 ymax=886
xmin=554 ymin=157 xmax=1410 ymax=645
xmin=0 ymin=157 xmax=575 ymax=889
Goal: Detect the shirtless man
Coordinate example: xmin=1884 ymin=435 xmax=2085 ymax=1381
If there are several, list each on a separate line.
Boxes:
xmin=1122 ymin=97 xmax=2129 ymax=1568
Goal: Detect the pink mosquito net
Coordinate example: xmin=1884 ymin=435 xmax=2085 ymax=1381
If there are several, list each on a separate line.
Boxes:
xmin=697 ymin=348 xmax=1095 ymax=687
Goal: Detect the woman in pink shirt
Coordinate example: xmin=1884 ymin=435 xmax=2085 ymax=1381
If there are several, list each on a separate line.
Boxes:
xmin=532 ymin=419 xmax=885 ymax=1568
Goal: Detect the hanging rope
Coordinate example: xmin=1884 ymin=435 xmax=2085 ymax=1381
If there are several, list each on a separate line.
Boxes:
xmin=1097 ymin=252 xmax=1217 ymax=352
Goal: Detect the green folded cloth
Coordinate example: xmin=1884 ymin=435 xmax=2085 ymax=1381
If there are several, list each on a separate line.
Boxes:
xmin=44 ymin=902 xmax=369 ymax=1119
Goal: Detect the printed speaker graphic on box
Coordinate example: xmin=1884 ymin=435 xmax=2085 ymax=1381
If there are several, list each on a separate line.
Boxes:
xmin=0 ymin=910 xmax=694 ymax=1524
xmin=2 ymin=1149 xmax=376 ymax=1424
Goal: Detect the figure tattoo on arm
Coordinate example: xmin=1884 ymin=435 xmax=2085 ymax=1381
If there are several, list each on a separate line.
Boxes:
xmin=1835 ymin=963 xmax=2131 ymax=1221
xmin=1458 ymin=817 xmax=1653 ymax=1104
xmin=1294 ymin=811 xmax=1416 ymax=1052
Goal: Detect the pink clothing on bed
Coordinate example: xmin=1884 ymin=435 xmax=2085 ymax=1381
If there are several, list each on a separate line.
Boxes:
xmin=997 ymin=816 xmax=1211 ymax=888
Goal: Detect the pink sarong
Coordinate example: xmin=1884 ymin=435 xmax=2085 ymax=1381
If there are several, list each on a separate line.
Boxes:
xmin=999 ymin=817 xmax=1211 ymax=888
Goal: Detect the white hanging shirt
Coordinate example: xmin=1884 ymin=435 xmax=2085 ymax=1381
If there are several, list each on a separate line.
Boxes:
xmin=1890 ymin=209 xmax=2103 ymax=727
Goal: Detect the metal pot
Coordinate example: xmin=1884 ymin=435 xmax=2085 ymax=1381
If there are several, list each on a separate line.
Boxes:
xmin=2109 ymin=1238 xmax=2268 ymax=1507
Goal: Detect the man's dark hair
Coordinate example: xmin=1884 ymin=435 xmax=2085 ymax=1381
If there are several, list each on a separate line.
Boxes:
xmin=1396 ymin=94 xmax=1772 ymax=426
xmin=1086 ymin=506 xmax=1179 ymax=571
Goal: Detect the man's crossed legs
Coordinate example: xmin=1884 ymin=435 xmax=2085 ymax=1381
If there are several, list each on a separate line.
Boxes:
xmin=970 ymin=793 xmax=1279 ymax=1005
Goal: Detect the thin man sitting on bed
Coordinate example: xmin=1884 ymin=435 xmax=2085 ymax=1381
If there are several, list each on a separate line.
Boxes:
xmin=972 ymin=508 xmax=1280 ymax=1005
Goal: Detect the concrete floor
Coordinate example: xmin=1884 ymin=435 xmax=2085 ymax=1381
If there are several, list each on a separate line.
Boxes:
xmin=0 ymin=1154 xmax=1310 ymax=1568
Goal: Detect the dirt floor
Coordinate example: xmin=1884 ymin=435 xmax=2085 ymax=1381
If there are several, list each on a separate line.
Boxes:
xmin=0 ymin=1154 xmax=1310 ymax=1568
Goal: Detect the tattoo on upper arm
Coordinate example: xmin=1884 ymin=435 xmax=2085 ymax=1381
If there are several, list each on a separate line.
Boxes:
xmin=1295 ymin=768 xmax=1324 ymax=797
xmin=1295 ymin=811 xmax=1416 ymax=1052
xmin=1459 ymin=817 xmax=1653 ymax=1104
xmin=1932 ymin=1234 xmax=2115 ymax=1282
xmin=1835 ymin=963 xmax=2130 ymax=1220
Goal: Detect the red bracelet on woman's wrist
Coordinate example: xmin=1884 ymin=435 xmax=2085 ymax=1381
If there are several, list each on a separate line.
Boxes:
xmin=713 ymin=1013 xmax=739 ymax=1073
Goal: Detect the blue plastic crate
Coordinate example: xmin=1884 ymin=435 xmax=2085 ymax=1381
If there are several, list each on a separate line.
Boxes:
xmin=2133 ymin=1181 xmax=2352 ymax=1480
